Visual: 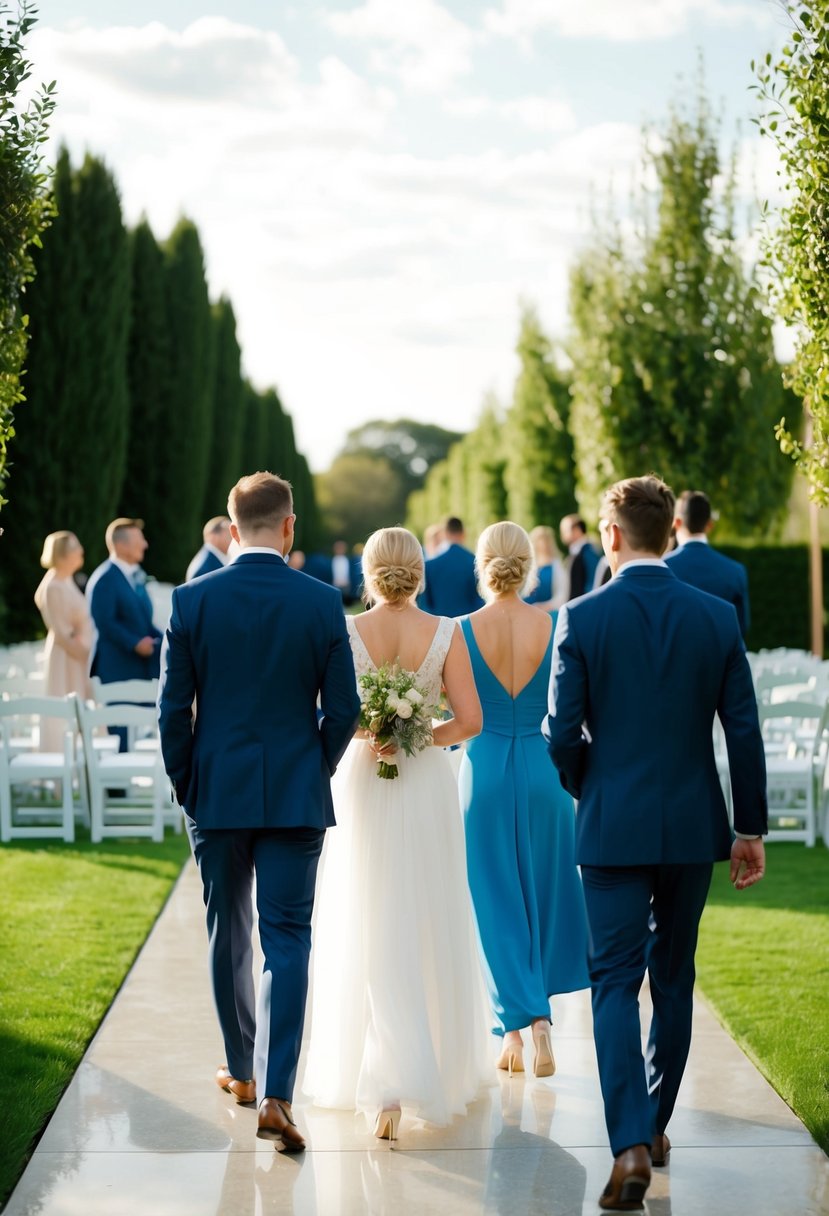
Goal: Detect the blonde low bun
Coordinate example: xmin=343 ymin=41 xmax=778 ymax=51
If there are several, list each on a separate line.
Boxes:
xmin=476 ymin=521 xmax=535 ymax=600
xmin=362 ymin=527 xmax=424 ymax=604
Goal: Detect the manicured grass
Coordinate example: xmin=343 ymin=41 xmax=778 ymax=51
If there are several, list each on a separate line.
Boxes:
xmin=696 ymin=842 xmax=829 ymax=1153
xmin=0 ymin=830 xmax=190 ymax=1208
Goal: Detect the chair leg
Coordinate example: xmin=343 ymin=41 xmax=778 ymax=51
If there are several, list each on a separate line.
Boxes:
xmin=90 ymin=781 xmax=103 ymax=844
xmin=61 ymin=775 xmax=74 ymax=843
xmin=0 ymin=765 xmax=11 ymax=844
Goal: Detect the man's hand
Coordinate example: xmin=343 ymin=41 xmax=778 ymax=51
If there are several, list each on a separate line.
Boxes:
xmin=729 ymin=837 xmax=765 ymax=890
xmin=134 ymin=636 xmax=156 ymax=657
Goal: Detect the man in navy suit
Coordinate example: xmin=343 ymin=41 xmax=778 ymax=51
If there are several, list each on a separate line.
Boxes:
xmin=665 ymin=490 xmax=751 ymax=637
xmin=421 ymin=516 xmax=484 ymax=617
xmin=159 ymin=472 xmax=360 ymax=1152
xmin=545 ymin=476 xmax=767 ymax=1211
xmin=87 ymin=517 xmax=162 ymax=685
xmin=185 ymin=516 xmax=232 ymax=582
xmin=560 ymin=514 xmax=600 ymax=600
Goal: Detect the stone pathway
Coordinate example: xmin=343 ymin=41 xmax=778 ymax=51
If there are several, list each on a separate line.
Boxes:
xmin=5 ymin=862 xmax=828 ymax=1215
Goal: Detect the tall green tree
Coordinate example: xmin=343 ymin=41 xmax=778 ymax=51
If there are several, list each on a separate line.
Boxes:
xmin=1 ymin=147 xmax=130 ymax=636
xmin=568 ymin=96 xmax=797 ymax=534
xmin=504 ymin=304 xmax=576 ymax=529
xmin=201 ymin=296 xmax=244 ymax=517
xmin=151 ymin=218 xmax=215 ymax=580
xmin=119 ymin=218 xmax=169 ymax=528
xmin=316 ymin=452 xmax=405 ymax=546
xmin=0 ymin=0 xmax=55 ymax=506
xmin=464 ymin=394 xmax=508 ymax=536
xmin=755 ymin=5 xmax=829 ymax=499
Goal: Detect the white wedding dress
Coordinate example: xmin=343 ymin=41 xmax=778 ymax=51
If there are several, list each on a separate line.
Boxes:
xmin=303 ymin=614 xmax=492 ymax=1127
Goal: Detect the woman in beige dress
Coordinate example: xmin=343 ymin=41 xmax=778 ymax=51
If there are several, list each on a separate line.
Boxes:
xmin=33 ymin=531 xmax=92 ymax=749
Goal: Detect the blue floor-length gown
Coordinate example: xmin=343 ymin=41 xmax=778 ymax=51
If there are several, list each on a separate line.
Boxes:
xmin=459 ymin=615 xmax=589 ymax=1036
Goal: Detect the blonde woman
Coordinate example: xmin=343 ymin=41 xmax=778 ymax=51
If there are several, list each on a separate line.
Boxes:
xmin=305 ymin=527 xmax=491 ymax=1141
xmin=524 ymin=525 xmax=569 ymax=611
xmin=33 ymin=531 xmax=93 ymax=749
xmin=459 ymin=522 xmax=589 ymax=1078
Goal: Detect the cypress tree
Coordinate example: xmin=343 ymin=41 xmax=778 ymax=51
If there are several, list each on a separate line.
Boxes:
xmin=504 ymin=304 xmax=576 ymax=531
xmin=1 ymin=147 xmax=130 ymax=635
xmin=118 ymin=218 xmax=169 ymax=532
xmin=202 ymin=296 xmax=244 ymax=517
xmin=152 ymin=218 xmax=215 ymax=580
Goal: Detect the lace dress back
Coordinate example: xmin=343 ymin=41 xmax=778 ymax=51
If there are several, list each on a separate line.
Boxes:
xmin=303 ymin=614 xmax=492 ymax=1126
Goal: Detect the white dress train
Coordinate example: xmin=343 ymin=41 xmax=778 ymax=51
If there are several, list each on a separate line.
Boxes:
xmin=303 ymin=615 xmax=492 ymax=1126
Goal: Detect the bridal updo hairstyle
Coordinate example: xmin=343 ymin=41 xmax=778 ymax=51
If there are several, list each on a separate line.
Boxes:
xmin=362 ymin=527 xmax=424 ymax=605
xmin=476 ymin=521 xmax=536 ymax=600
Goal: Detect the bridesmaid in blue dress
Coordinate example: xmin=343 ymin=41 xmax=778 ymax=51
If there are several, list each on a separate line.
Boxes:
xmin=459 ymin=521 xmax=589 ymax=1078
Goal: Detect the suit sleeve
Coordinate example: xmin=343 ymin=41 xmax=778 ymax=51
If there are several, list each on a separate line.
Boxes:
xmin=420 ymin=562 xmax=434 ymax=613
xmin=737 ymin=566 xmax=750 ymax=637
xmin=318 ymin=598 xmax=361 ymax=775
xmin=543 ymin=605 xmax=589 ymax=798
xmin=90 ymin=574 xmax=145 ymax=655
xmin=157 ymin=589 xmax=197 ymax=804
xmin=717 ymin=623 xmax=767 ymax=836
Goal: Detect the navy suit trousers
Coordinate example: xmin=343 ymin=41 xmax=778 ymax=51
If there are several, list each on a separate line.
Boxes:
xmin=580 ymin=862 xmax=713 ymax=1156
xmin=186 ymin=818 xmax=325 ymax=1101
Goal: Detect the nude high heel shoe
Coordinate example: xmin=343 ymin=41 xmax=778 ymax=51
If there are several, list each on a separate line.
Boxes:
xmin=496 ymin=1042 xmax=525 ymax=1078
xmin=532 ymin=1021 xmax=556 ymax=1078
xmin=373 ymin=1104 xmax=401 ymax=1141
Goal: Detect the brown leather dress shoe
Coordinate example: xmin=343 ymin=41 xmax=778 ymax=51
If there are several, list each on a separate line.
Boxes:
xmin=651 ymin=1133 xmax=671 ymax=1166
xmin=256 ymin=1098 xmax=306 ymax=1153
xmin=215 ymin=1066 xmax=256 ymax=1106
xmin=598 ymin=1144 xmax=652 ymax=1211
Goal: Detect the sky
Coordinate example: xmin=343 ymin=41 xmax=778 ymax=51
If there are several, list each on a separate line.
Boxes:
xmin=27 ymin=0 xmax=788 ymax=471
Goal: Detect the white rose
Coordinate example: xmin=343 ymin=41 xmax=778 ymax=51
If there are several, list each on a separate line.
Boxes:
xmin=385 ymin=697 xmax=401 ymax=714
xmin=395 ymin=701 xmax=413 ymax=719
xmin=404 ymin=688 xmax=423 ymax=705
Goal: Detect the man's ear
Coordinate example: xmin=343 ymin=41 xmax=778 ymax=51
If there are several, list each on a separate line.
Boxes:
xmin=610 ymin=522 xmax=624 ymax=552
xmin=229 ymin=521 xmax=241 ymax=544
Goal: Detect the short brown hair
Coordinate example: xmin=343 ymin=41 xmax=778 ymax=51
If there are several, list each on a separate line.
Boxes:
xmin=106 ymin=517 xmax=144 ymax=551
xmin=676 ymin=490 xmax=712 ymax=534
xmin=228 ymin=472 xmax=293 ymax=533
xmin=601 ymin=475 xmax=675 ymax=555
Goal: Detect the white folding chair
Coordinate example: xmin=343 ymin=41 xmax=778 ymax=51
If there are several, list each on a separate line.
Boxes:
xmin=0 ymin=695 xmax=82 ymax=842
xmin=77 ymin=701 xmax=168 ymax=843
xmin=760 ymin=700 xmax=829 ymax=847
xmin=90 ymin=678 xmax=160 ymax=752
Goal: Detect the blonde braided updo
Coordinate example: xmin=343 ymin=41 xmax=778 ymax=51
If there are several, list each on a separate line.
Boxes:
xmin=476 ymin=521 xmax=536 ymax=600
xmin=362 ymin=527 xmax=424 ymax=604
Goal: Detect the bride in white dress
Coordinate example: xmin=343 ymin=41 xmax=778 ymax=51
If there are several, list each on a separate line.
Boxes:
xmin=304 ymin=526 xmax=492 ymax=1139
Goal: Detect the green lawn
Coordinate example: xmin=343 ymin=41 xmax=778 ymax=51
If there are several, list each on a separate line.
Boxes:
xmin=696 ymin=842 xmax=829 ymax=1153
xmin=0 ymin=831 xmax=190 ymax=1209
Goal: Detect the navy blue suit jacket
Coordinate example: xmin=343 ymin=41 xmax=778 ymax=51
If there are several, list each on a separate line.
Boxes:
xmin=421 ymin=544 xmax=484 ymax=617
xmin=567 ymin=542 xmax=599 ymax=600
xmin=88 ymin=561 xmax=162 ymax=682
xmin=186 ymin=546 xmax=224 ymax=582
xmin=665 ymin=540 xmax=751 ymax=637
xmin=545 ymin=564 xmax=767 ymax=866
xmin=158 ymin=553 xmax=361 ymax=831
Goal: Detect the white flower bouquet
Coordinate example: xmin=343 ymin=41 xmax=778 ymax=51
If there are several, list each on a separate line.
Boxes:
xmin=358 ymin=663 xmax=436 ymax=779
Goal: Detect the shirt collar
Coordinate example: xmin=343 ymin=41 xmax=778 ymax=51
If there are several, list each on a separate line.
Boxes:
xmin=569 ymin=537 xmax=588 ymax=555
xmin=110 ymin=556 xmax=139 ymax=578
xmin=204 ymin=541 xmax=230 ymax=564
xmin=617 ymin=557 xmax=668 ymax=572
xmin=231 ymin=546 xmax=284 ymax=562
xmin=679 ymin=535 xmax=709 ymax=545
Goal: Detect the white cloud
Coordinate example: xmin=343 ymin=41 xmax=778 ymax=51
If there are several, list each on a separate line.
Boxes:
xmin=484 ymin=0 xmax=772 ymax=43
xmin=328 ymin=0 xmax=476 ymax=92
xmin=445 ymin=93 xmax=577 ymax=133
xmin=26 ymin=14 xmax=773 ymax=472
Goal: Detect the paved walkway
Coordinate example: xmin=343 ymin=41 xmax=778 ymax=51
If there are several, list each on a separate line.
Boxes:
xmin=6 ymin=862 xmax=828 ymax=1216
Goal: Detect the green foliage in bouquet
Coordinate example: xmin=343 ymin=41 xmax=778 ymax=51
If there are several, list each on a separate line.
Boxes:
xmin=358 ymin=663 xmax=437 ymax=780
